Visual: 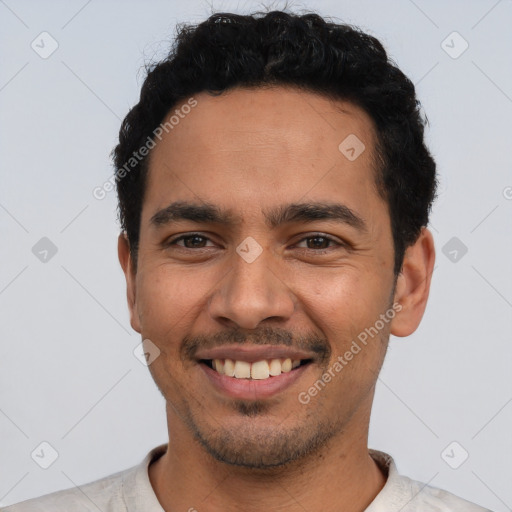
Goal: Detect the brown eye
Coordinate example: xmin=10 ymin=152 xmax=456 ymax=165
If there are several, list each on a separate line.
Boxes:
xmin=295 ymin=234 xmax=341 ymax=251
xmin=182 ymin=235 xmax=207 ymax=248
xmin=167 ymin=234 xmax=214 ymax=249
xmin=305 ymin=236 xmax=331 ymax=249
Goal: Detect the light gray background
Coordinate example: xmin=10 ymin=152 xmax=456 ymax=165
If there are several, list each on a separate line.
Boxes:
xmin=1 ymin=0 xmax=511 ymax=510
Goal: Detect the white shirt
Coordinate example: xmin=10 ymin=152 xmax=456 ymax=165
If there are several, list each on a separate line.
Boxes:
xmin=2 ymin=444 xmax=492 ymax=511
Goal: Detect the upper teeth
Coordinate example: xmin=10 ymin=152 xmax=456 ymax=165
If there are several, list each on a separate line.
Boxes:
xmin=212 ymin=358 xmax=301 ymax=379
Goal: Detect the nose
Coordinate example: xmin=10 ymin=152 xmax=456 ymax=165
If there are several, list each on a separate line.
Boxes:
xmin=208 ymin=246 xmax=295 ymax=330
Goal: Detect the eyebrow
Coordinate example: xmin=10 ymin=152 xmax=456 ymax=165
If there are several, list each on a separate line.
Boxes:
xmin=150 ymin=200 xmax=367 ymax=232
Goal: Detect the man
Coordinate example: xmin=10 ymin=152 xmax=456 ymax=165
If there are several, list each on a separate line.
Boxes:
xmin=3 ymin=9 xmax=492 ymax=512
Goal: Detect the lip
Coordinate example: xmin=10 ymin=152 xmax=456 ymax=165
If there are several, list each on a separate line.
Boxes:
xmin=194 ymin=344 xmax=316 ymax=363
xmin=199 ymin=360 xmax=311 ymax=400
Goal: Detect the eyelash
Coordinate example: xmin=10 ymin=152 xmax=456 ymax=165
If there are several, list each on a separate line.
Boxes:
xmin=166 ymin=232 xmax=343 ymax=252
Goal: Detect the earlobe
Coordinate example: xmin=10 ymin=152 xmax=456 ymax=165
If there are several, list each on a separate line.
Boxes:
xmin=117 ymin=232 xmax=141 ymax=333
xmin=390 ymin=227 xmax=436 ymax=337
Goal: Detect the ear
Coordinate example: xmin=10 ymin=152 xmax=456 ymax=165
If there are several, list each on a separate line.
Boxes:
xmin=118 ymin=232 xmax=141 ymax=334
xmin=390 ymin=227 xmax=435 ymax=337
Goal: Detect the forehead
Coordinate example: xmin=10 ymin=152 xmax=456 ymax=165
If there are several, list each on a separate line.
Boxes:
xmin=144 ymin=86 xmax=382 ymax=223
xmin=155 ymin=86 xmax=376 ymax=158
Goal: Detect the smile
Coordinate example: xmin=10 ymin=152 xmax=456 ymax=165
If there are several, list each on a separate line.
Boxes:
xmin=201 ymin=357 xmax=312 ymax=380
xmin=195 ymin=344 xmax=316 ymax=399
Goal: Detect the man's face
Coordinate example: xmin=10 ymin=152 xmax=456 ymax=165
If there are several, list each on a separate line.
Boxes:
xmin=123 ymin=86 xmax=400 ymax=468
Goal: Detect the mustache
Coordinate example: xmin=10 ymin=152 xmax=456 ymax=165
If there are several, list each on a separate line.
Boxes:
xmin=181 ymin=325 xmax=331 ymax=364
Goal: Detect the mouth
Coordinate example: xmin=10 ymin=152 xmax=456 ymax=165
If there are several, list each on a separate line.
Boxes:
xmin=194 ymin=345 xmax=316 ymax=400
xmin=199 ymin=357 xmax=313 ymax=380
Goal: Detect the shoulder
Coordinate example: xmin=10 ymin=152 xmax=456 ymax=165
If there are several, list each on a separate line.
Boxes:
xmin=399 ymin=473 xmax=492 ymax=511
xmin=368 ymin=450 xmax=493 ymax=512
xmin=1 ymin=444 xmax=168 ymax=512
xmin=1 ymin=465 xmax=134 ymax=512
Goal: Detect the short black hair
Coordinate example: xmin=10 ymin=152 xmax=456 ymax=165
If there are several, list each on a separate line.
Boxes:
xmin=113 ymin=10 xmax=437 ymax=275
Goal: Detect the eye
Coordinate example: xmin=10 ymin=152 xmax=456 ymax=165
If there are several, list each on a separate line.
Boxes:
xmin=166 ymin=233 xmax=215 ymax=249
xmin=164 ymin=232 xmax=344 ymax=253
xmin=294 ymin=234 xmax=342 ymax=251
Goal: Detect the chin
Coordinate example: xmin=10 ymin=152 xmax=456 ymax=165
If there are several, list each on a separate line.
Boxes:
xmin=189 ymin=415 xmax=338 ymax=470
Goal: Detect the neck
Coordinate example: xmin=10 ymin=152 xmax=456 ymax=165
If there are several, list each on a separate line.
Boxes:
xmin=149 ymin=402 xmax=386 ymax=512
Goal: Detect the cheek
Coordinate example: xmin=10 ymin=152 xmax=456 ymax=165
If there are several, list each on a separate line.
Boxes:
xmin=295 ymin=268 xmax=392 ymax=350
xmin=135 ymin=267 xmax=213 ymax=396
xmin=135 ymin=266 xmax=211 ymax=343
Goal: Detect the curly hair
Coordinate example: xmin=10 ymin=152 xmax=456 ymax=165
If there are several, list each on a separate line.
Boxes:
xmin=113 ymin=10 xmax=437 ymax=275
